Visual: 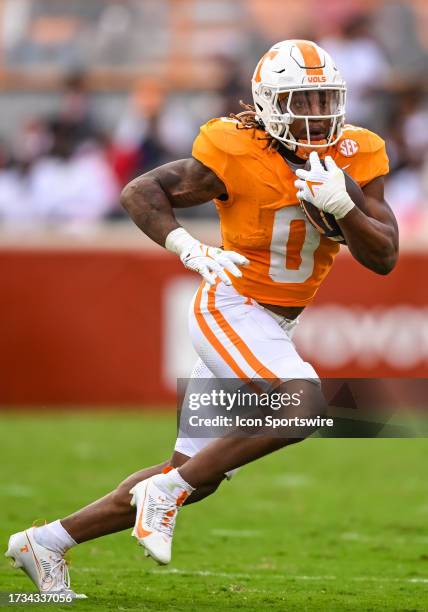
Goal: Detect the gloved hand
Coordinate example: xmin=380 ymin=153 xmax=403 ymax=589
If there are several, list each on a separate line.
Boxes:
xmin=165 ymin=227 xmax=249 ymax=286
xmin=294 ymin=151 xmax=355 ymax=219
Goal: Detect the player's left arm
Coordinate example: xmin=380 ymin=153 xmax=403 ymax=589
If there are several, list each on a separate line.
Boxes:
xmin=337 ymin=176 xmax=399 ymax=275
xmin=295 ymin=153 xmax=399 ymax=275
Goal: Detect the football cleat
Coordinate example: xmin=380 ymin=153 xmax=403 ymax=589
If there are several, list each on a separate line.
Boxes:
xmin=130 ymin=476 xmax=189 ymax=565
xmin=5 ymin=528 xmax=86 ymax=599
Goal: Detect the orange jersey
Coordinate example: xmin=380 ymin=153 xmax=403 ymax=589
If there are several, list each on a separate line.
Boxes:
xmin=192 ymin=119 xmax=389 ymax=307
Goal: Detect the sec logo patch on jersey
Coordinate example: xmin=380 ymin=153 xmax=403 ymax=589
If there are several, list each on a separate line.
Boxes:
xmin=338 ymin=138 xmax=359 ymax=157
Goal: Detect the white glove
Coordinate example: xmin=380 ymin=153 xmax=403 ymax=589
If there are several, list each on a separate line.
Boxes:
xmin=165 ymin=227 xmax=249 ymax=286
xmin=294 ymin=151 xmax=355 ymax=219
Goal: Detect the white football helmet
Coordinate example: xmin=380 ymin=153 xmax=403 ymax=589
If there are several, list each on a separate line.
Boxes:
xmin=252 ymin=39 xmax=346 ymax=153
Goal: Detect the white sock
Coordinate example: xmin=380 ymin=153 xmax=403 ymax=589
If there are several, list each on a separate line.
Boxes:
xmin=153 ymin=468 xmax=195 ymax=499
xmin=33 ymin=520 xmax=77 ymax=555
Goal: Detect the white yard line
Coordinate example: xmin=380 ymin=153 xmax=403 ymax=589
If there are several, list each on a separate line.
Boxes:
xmin=149 ymin=568 xmax=428 ymax=584
xmin=210 ymin=528 xmax=428 ymax=545
xmin=341 ymin=531 xmax=428 ymax=545
xmin=211 ymin=529 xmax=262 ymax=538
xmin=0 ymin=484 xmax=34 ymax=497
xmin=272 ymin=474 xmax=312 ymax=487
xmin=76 ymin=565 xmax=428 ymax=585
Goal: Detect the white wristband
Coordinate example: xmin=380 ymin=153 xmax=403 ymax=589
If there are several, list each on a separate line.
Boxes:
xmin=165 ymin=227 xmax=197 ymax=256
xmin=329 ymin=193 xmax=355 ymax=220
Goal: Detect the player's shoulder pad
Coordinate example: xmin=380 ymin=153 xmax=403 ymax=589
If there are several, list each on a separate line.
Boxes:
xmin=337 ymin=124 xmax=386 ymax=155
xmin=198 ymin=117 xmax=260 ymax=156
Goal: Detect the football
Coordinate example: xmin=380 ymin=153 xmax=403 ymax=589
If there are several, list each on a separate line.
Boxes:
xmin=299 ymin=161 xmax=366 ymax=244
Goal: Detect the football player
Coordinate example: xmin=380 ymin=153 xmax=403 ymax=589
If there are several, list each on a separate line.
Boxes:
xmin=6 ymin=40 xmax=398 ymax=593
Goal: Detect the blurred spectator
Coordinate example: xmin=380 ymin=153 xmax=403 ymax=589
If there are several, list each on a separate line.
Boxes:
xmin=374 ymin=0 xmax=428 ymax=77
xmin=13 ymin=118 xmax=51 ymax=164
xmin=0 ymin=142 xmax=30 ymax=226
xmin=28 ymin=120 xmax=119 ymax=222
xmin=385 ymin=88 xmax=428 ymax=226
xmin=0 ymin=120 xmax=119 ymax=226
xmin=320 ymin=13 xmax=390 ymax=128
xmin=110 ymin=78 xmax=169 ymax=184
xmin=215 ymin=55 xmax=252 ymax=116
xmin=58 ymin=71 xmax=97 ymax=143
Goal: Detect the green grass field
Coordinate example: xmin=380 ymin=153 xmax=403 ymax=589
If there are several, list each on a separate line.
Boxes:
xmin=1 ymin=413 xmax=427 ymax=611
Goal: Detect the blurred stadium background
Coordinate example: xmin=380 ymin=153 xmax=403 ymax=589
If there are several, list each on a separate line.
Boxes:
xmin=0 ymin=0 xmax=427 ymax=405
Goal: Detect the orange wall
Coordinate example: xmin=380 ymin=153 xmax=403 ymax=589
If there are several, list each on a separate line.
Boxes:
xmin=0 ymin=249 xmax=426 ymax=406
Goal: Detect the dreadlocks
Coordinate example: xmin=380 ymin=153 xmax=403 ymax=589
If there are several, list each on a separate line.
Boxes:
xmin=229 ymin=101 xmax=278 ymax=149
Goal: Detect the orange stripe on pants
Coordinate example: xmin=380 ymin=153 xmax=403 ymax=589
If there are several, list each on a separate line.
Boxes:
xmin=193 ymin=283 xmax=251 ymax=381
xmin=205 ymin=283 xmax=280 ymax=384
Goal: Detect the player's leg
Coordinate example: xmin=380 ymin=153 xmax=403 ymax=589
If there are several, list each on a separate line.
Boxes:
xmin=175 ymin=303 xmax=325 ymax=482
xmin=44 ymin=359 xmax=224 ymax=545
xmin=179 ymin=282 xmax=326 ymax=484
xmin=4 ymin=459 xmax=175 ymax=597
xmin=5 ymin=357 xmax=227 ymax=593
xmin=179 ymin=377 xmax=324 ymax=487
xmin=61 ymin=445 xmax=226 ymax=544
xmin=5 ymin=450 xmax=224 ymax=596
xmin=132 ymin=281 xmax=326 ymax=563
xmin=61 ymin=455 xmax=179 ymax=544
xmin=174 ymin=356 xmax=240 ymax=482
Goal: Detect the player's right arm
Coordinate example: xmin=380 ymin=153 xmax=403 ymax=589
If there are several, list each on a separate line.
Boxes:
xmin=121 ymin=158 xmax=224 ymax=245
xmin=120 ymin=158 xmax=248 ymax=285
